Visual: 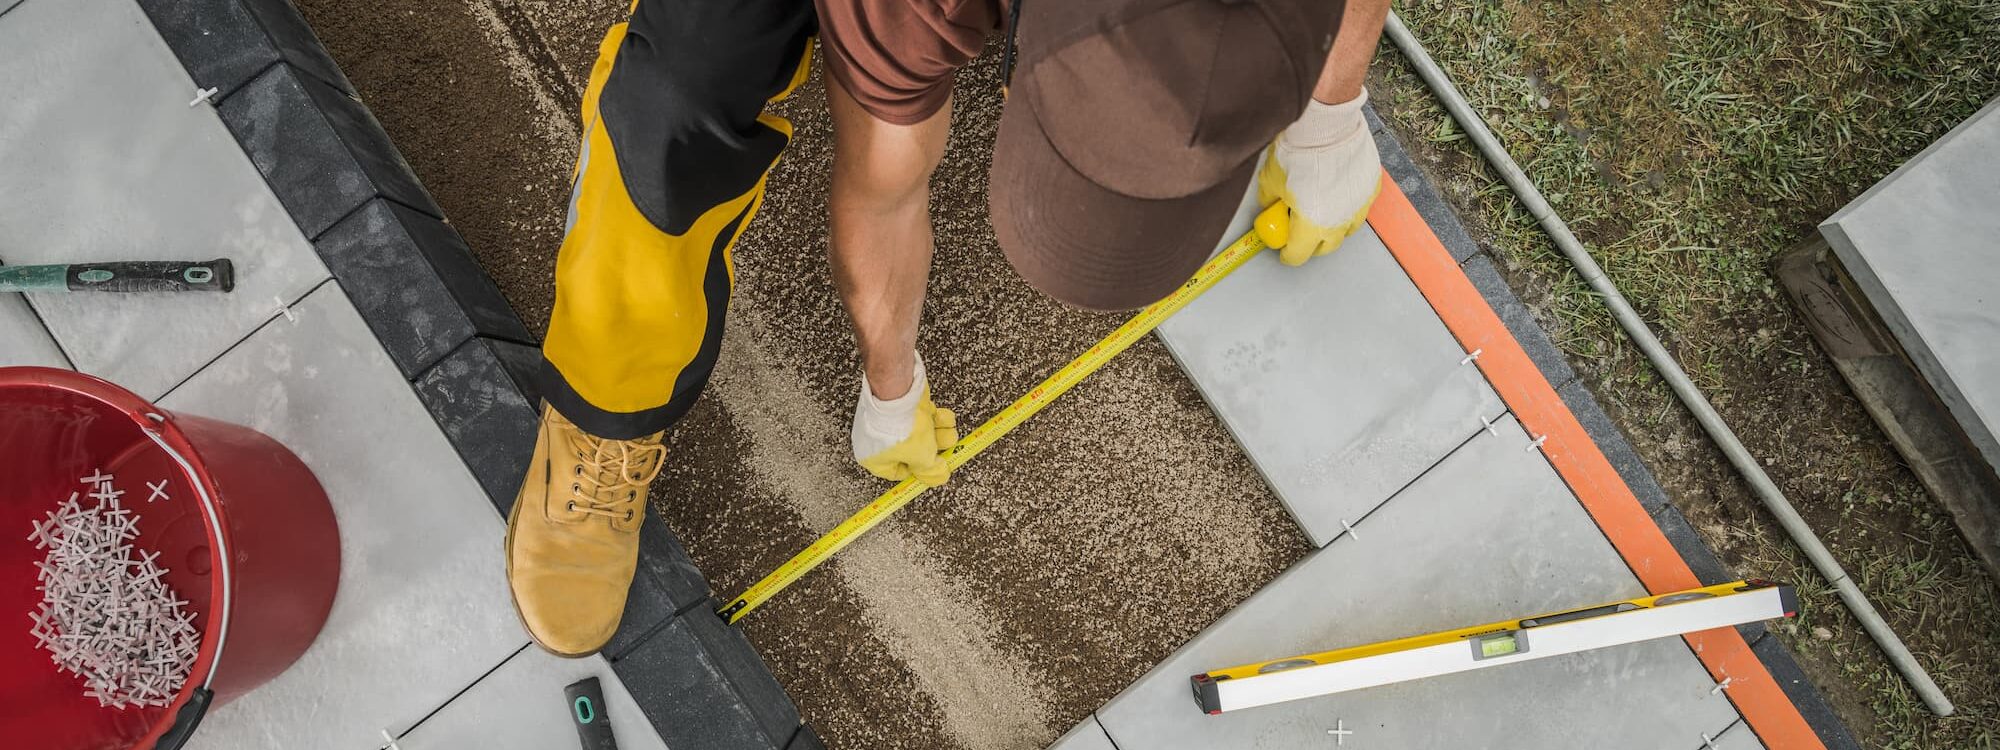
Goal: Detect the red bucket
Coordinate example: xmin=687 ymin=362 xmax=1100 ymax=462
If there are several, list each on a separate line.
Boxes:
xmin=1 ymin=366 xmax=340 ymax=749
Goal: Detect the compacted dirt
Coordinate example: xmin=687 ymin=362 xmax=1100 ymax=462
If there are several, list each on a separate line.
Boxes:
xmin=293 ymin=1 xmax=1311 ymax=747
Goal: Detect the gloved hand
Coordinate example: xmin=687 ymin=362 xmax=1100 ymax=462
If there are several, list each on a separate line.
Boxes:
xmin=1257 ymin=88 xmax=1383 ymax=266
xmin=851 ymin=353 xmax=958 ymax=486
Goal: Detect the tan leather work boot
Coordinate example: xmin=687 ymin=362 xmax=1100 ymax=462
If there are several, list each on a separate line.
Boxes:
xmin=506 ymin=403 xmax=665 ymax=656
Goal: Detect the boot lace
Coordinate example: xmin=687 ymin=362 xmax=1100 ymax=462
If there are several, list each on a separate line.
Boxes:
xmin=561 ymin=431 xmax=665 ymax=523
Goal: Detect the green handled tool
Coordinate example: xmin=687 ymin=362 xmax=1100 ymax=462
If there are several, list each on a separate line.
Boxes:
xmin=0 ymin=259 xmax=234 ymax=294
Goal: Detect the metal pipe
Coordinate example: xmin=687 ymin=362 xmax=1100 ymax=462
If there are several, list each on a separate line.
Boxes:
xmin=1382 ymin=10 xmax=1953 ymax=717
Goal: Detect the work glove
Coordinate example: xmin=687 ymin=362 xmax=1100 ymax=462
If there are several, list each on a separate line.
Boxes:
xmin=851 ymin=353 xmax=958 ymax=486
xmin=1257 ymin=89 xmax=1383 ymax=266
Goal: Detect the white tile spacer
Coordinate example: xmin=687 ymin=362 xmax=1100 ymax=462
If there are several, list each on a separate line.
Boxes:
xmin=379 ymin=730 xmax=403 ymax=750
xmin=1700 ymin=732 xmax=1719 ymax=750
xmin=145 ymin=480 xmax=170 ymax=504
xmin=188 ymin=87 xmax=219 ymax=107
xmin=1326 ymin=719 xmax=1356 ymax=746
xmin=1710 ymin=676 xmax=1734 ymax=695
xmin=1336 ymin=518 xmax=1360 ymax=541
xmin=1479 ymin=414 xmax=1501 ymax=437
xmin=80 ymin=469 xmax=113 ymax=486
xmin=1459 ymin=348 xmax=1483 ymax=365
xmin=275 ymin=296 xmax=298 ymax=324
xmin=1526 ymin=434 xmax=1548 ymax=451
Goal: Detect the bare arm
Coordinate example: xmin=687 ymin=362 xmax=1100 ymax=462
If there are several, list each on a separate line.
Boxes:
xmin=1314 ymin=0 xmax=1392 ymax=104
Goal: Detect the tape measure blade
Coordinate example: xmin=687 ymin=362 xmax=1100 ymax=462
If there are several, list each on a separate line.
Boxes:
xmin=724 ymin=232 xmax=1268 ymax=623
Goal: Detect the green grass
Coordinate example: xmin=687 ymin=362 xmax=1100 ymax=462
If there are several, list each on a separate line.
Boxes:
xmin=1369 ymin=0 xmax=2000 ymax=745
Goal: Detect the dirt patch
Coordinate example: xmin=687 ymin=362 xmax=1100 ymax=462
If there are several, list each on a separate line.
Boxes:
xmin=295 ymin=3 xmax=1312 ymax=747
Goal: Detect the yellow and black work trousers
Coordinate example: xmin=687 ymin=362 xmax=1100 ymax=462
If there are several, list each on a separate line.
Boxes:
xmin=535 ymin=0 xmax=816 ymax=439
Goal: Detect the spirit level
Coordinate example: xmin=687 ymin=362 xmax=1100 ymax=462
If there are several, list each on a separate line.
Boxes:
xmin=1191 ymin=580 xmax=1797 ymax=714
xmin=717 ymin=204 xmax=1290 ymax=623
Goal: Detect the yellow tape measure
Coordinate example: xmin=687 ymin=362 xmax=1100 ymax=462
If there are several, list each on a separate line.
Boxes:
xmin=719 ymin=204 xmax=1288 ymax=623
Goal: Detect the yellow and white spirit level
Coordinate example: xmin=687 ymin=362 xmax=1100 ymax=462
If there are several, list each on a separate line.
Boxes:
xmin=1191 ymin=580 xmax=1796 ymax=714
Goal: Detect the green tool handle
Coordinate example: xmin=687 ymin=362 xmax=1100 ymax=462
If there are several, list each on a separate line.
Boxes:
xmin=0 ymin=259 xmax=235 ymax=293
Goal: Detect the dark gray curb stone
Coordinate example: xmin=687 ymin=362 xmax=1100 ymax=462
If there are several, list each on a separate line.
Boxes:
xmin=1752 ymin=631 xmax=1864 ymax=750
xmin=1555 ymin=379 xmax=1673 ymax=514
xmin=612 ymin=612 xmax=797 ymax=750
xmin=318 ymin=199 xmax=532 ymax=379
xmin=138 ymin=0 xmax=353 ymax=100
xmin=1370 ymin=109 xmax=1856 ymax=744
xmin=412 ymin=336 xmax=542 ymax=510
xmin=1462 ymin=253 xmax=1578 ymax=388
xmin=218 ymin=63 xmax=441 ymax=239
xmin=146 ymin=12 xmax=809 ymax=747
xmin=1372 ymin=122 xmax=1482 ymax=264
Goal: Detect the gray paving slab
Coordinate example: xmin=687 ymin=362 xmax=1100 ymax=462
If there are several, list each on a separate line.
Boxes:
xmin=162 ymin=284 xmax=529 ymax=748
xmin=397 ymin=648 xmax=667 ymax=750
xmin=1703 ymin=719 xmax=1766 ymax=750
xmin=1159 ymin=215 xmax=1505 ymax=547
xmin=0 ymin=0 xmax=329 ymax=400
xmin=1047 ymin=716 xmax=1119 ymax=750
xmin=0 ymin=288 xmax=67 ymax=368
xmin=1821 ymin=96 xmax=2000 ymax=477
xmin=1095 ymin=414 xmax=1740 ymax=749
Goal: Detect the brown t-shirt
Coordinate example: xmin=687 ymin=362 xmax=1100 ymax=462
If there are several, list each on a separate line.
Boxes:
xmin=815 ymin=0 xmax=1007 ymax=125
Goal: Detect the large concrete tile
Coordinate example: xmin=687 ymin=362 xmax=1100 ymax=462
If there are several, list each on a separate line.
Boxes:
xmin=398 ymin=649 xmax=666 ymax=750
xmin=1822 ymin=97 xmax=2000 ymax=476
xmin=0 ymin=288 xmax=67 ymax=368
xmin=0 ymin=0 xmax=327 ymax=399
xmin=1095 ymin=414 xmax=1739 ymax=749
xmin=1703 ymin=719 xmax=1766 ymax=750
xmin=1159 ymin=220 xmax=1504 ymax=546
xmin=162 ymin=284 xmax=526 ymax=748
xmin=1047 ymin=716 xmax=1118 ymax=750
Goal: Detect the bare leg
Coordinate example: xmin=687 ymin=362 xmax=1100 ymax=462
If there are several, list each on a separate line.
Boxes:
xmin=826 ymin=74 xmax=953 ymax=399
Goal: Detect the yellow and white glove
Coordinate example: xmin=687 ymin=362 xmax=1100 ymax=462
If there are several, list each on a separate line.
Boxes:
xmin=1257 ymin=88 xmax=1384 ymax=266
xmin=852 ymin=353 xmax=958 ymax=486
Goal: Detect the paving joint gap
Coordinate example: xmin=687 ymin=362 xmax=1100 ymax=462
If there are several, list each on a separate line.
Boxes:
xmin=153 ymin=277 xmax=335 ymax=403
xmin=1320 ymin=414 xmax=1496 ymax=547
xmin=394 ymin=641 xmax=533 ymax=740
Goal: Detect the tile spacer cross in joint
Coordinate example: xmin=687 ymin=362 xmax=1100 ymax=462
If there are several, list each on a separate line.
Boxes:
xmin=188 ymin=87 xmax=219 ymax=107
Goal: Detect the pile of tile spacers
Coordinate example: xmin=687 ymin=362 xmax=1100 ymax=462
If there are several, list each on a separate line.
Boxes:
xmin=26 ymin=471 xmax=201 ymax=709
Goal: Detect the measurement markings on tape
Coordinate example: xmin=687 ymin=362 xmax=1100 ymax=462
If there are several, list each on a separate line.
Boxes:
xmin=1191 ymin=580 xmax=1798 ymax=714
xmin=718 ymin=205 xmax=1289 ymax=623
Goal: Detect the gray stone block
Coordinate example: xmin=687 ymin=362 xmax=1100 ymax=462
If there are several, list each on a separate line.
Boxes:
xmin=604 ymin=566 xmax=679 ymax=662
xmin=635 ymin=512 xmax=715 ymax=615
xmin=1374 ymin=125 xmax=1482 ymax=263
xmin=1822 ymin=97 xmax=2000 ymax=481
xmin=317 ymin=198 xmax=530 ymax=378
xmin=138 ymin=0 xmax=353 ymax=99
xmin=1556 ymin=378 xmax=1673 ymax=514
xmin=219 ymin=62 xmax=440 ymax=239
xmin=1461 ymin=253 xmax=1578 ymax=388
xmin=1750 ymin=632 xmax=1860 ymax=750
xmin=612 ymin=615 xmax=789 ymax=750
xmin=682 ymin=605 xmax=804 ymax=744
xmin=413 ymin=337 xmax=542 ymax=513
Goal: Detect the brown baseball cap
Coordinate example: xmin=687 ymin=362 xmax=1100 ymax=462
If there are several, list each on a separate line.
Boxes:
xmin=990 ymin=0 xmax=1343 ymax=311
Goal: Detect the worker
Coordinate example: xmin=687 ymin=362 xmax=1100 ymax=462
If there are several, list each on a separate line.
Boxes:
xmin=505 ymin=0 xmax=1393 ymax=656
